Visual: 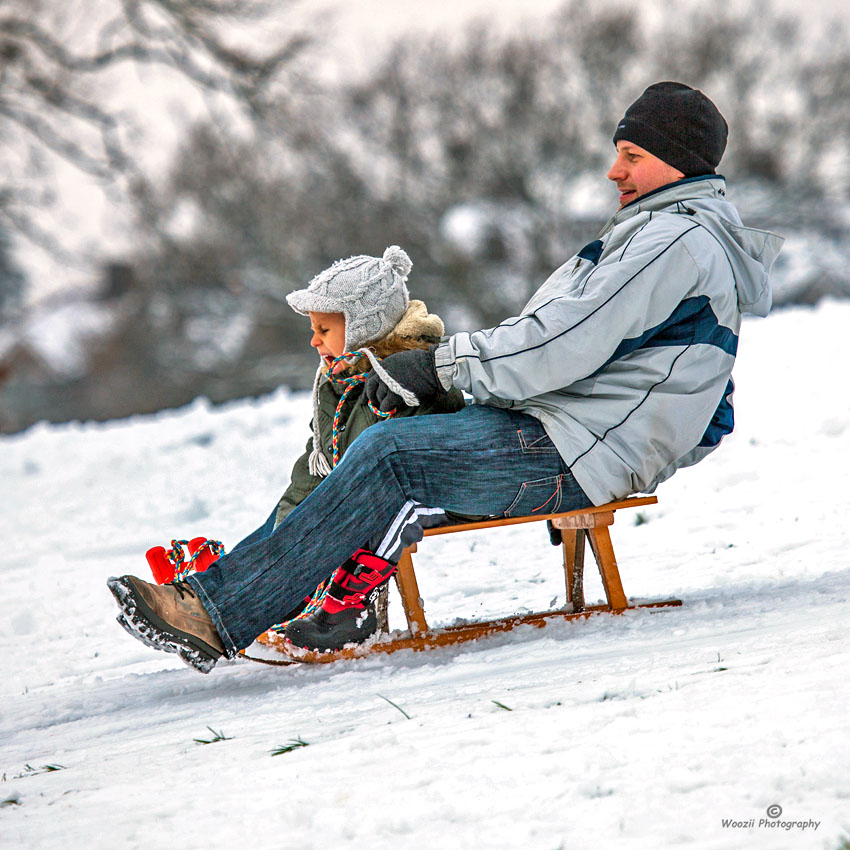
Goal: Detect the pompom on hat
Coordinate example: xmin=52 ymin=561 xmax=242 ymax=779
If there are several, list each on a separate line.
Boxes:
xmin=287 ymin=246 xmax=412 ymax=351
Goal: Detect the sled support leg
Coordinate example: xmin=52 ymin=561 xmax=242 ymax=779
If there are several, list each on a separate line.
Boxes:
xmin=560 ymin=528 xmax=586 ymax=612
xmin=551 ymin=510 xmax=628 ymax=611
xmin=391 ymin=498 xmax=674 ymax=641
xmin=395 ymin=546 xmax=428 ymax=634
xmin=590 ymin=524 xmax=628 ymax=611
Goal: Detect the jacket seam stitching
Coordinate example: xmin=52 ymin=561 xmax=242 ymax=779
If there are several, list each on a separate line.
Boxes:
xmin=680 ymin=221 xmax=740 ymax=288
xmin=471 ymin=224 xmax=701 ymax=365
xmin=567 ymin=344 xmax=693 ymax=468
xmin=616 ymin=212 xmax=653 ymax=264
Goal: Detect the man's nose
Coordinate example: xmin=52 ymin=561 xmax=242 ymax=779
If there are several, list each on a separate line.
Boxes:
xmin=607 ymin=159 xmax=625 ymax=181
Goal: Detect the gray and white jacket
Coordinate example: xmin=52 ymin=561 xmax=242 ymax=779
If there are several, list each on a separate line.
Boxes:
xmin=434 ymin=176 xmax=783 ymax=506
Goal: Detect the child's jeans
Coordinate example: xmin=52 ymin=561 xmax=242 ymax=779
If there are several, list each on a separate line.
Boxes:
xmin=188 ymin=404 xmax=591 ymax=655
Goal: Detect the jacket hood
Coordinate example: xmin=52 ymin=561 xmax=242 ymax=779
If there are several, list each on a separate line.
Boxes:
xmin=605 ymin=176 xmax=784 ymax=317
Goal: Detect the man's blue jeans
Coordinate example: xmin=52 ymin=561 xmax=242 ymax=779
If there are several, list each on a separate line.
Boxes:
xmin=187 ymin=405 xmax=591 ymax=656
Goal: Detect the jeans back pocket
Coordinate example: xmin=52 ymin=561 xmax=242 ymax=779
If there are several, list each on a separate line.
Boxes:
xmin=517 ymin=428 xmax=559 ymax=454
xmin=503 ymin=474 xmax=564 ymax=517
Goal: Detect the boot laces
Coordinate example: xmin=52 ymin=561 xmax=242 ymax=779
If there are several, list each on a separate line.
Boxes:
xmin=170 ymin=580 xmax=197 ymax=601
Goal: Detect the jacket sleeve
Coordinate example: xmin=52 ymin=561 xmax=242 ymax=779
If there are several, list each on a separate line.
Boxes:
xmin=274 ymin=435 xmax=324 ymax=524
xmin=434 ymin=221 xmax=702 ymax=402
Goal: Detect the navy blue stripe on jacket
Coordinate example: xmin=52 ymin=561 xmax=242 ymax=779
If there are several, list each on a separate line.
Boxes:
xmin=598 ymin=295 xmax=737 ymax=376
xmin=700 ymin=379 xmax=735 ymax=448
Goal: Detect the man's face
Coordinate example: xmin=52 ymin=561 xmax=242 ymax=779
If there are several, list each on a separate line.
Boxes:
xmin=607 ymin=141 xmax=685 ymax=208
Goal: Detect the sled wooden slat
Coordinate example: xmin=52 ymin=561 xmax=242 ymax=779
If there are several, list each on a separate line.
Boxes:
xmin=420 ymin=497 xmax=656 ymax=536
xmin=249 ymin=495 xmax=682 ymax=666
xmin=252 ymin=600 xmax=679 ymax=664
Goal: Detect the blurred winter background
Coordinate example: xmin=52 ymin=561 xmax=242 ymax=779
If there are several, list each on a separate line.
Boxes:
xmin=2 ymin=0 xmax=849 ymax=433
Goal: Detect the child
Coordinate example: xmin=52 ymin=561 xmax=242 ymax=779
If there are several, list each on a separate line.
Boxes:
xmin=149 ymin=246 xmax=464 ymax=652
xmin=275 ymin=245 xmax=465 ymax=647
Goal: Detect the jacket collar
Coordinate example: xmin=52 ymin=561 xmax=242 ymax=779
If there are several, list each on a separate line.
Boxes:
xmin=603 ymin=175 xmax=728 ymax=231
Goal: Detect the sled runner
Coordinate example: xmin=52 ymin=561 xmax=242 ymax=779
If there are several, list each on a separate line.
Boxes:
xmin=243 ymin=495 xmax=681 ymax=666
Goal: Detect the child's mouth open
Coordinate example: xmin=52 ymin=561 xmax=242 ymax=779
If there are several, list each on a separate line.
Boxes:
xmin=323 ymin=352 xmax=350 ymax=373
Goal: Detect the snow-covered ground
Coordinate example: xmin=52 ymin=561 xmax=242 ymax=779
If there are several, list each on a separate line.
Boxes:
xmin=2 ymin=301 xmax=849 ymax=849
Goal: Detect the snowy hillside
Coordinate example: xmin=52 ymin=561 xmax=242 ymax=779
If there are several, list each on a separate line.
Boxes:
xmin=2 ymin=302 xmax=849 ymax=849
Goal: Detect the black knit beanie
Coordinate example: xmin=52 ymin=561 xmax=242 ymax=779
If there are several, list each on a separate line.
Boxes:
xmin=612 ymin=82 xmax=728 ymax=177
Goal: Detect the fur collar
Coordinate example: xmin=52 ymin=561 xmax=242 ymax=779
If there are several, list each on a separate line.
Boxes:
xmin=323 ymin=300 xmax=444 ymax=378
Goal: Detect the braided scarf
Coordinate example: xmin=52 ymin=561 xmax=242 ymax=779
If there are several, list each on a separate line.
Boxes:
xmin=307 ymin=348 xmax=417 ymax=476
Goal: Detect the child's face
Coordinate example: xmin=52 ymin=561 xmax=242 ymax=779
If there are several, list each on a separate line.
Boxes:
xmin=308 ymin=311 xmax=347 ymax=372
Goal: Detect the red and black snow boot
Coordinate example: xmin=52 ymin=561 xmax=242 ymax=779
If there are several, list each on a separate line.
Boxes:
xmin=284 ymin=549 xmax=396 ymax=652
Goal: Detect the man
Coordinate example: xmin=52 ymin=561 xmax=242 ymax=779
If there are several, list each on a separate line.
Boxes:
xmin=107 ymin=82 xmax=783 ymax=673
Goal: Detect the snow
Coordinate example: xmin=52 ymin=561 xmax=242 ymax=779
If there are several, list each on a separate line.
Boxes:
xmin=2 ymin=301 xmax=850 ymax=849
xmin=441 ymin=204 xmax=493 ymax=255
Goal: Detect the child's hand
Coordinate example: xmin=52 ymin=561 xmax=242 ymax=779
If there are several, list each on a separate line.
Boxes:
xmin=365 ymin=348 xmax=445 ymax=412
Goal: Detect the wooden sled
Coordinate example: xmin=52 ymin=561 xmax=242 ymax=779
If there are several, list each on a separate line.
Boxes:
xmin=246 ymin=495 xmax=681 ymax=665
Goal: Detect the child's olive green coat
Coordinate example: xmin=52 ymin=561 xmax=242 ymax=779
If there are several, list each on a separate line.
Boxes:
xmin=275 ymin=301 xmax=465 ymax=525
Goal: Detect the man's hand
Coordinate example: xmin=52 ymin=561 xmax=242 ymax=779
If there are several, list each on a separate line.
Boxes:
xmin=366 ymin=347 xmax=446 ymax=413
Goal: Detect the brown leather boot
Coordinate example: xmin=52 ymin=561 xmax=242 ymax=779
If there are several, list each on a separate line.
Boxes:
xmin=107 ymin=575 xmax=225 ymax=673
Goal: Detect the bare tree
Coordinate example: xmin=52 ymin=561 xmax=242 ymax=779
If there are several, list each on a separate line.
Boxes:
xmin=131 ymin=0 xmax=850 ymax=332
xmin=0 ymin=0 xmax=310 ymax=269
xmin=0 ymin=226 xmax=24 ymax=315
xmin=8 ymin=0 xmax=846 ymax=432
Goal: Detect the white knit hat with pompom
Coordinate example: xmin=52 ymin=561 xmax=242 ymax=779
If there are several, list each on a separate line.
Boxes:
xmin=286 ymin=246 xmax=415 ymax=478
xmin=287 ymin=246 xmax=412 ymax=350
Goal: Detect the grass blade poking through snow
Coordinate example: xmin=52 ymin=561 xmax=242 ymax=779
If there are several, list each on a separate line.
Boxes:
xmin=271 ymin=737 xmax=309 ymax=757
xmin=4 ymin=764 xmax=67 ymax=780
xmin=193 ymin=726 xmax=232 ymax=745
xmin=377 ymin=693 xmax=411 ymax=720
